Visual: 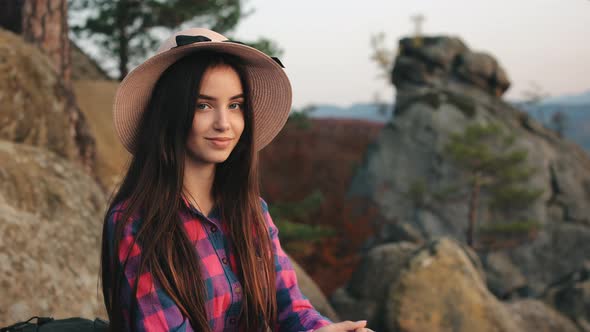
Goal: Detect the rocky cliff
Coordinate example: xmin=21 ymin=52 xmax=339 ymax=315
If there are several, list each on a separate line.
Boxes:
xmin=346 ymin=36 xmax=590 ymax=331
xmin=0 ymin=29 xmax=83 ymax=163
xmin=0 ymin=140 xmax=107 ymax=323
xmin=0 ymin=28 xmax=109 ymax=325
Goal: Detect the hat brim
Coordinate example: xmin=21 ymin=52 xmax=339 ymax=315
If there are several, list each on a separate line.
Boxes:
xmin=113 ymin=41 xmax=292 ymax=154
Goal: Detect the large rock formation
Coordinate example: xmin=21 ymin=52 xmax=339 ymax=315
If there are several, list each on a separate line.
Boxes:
xmin=507 ymin=299 xmax=581 ymax=332
xmin=0 ymin=28 xmax=95 ymax=173
xmin=330 ymin=242 xmax=420 ymax=328
xmin=349 ymin=35 xmax=590 ymax=297
xmin=392 ymin=37 xmax=510 ymax=97
xmin=542 ymin=263 xmax=590 ymax=332
xmin=331 ymin=238 xmax=579 ymax=332
xmin=0 ymin=27 xmax=107 ymax=325
xmin=0 ymin=140 xmax=107 ymax=325
xmin=291 ymin=257 xmax=340 ymax=322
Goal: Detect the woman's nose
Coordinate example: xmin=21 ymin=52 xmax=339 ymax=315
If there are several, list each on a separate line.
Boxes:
xmin=213 ymin=108 xmax=230 ymax=131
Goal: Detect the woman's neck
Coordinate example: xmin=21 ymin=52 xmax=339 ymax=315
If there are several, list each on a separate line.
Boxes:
xmin=182 ymin=159 xmax=216 ymax=215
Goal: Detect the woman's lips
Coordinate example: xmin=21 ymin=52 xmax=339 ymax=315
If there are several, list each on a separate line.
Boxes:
xmin=206 ymin=138 xmax=232 ymax=148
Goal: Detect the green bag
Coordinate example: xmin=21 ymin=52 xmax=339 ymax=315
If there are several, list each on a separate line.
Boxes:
xmin=0 ymin=316 xmax=109 ymax=332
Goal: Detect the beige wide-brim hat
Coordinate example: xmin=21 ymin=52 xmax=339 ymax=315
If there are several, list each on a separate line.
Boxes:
xmin=113 ymin=27 xmax=292 ymax=154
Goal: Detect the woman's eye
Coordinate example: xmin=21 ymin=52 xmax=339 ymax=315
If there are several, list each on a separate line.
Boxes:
xmin=196 ymin=102 xmax=242 ymax=111
xmin=230 ymin=102 xmax=243 ymax=110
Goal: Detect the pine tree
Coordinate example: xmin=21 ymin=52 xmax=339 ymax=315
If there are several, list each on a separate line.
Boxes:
xmin=444 ymin=122 xmax=543 ymax=247
xmin=268 ymin=190 xmax=335 ymax=254
xmin=69 ymin=0 xmax=282 ymax=79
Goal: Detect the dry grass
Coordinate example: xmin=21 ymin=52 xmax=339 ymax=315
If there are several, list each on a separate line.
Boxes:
xmin=73 ymin=79 xmax=129 ymax=194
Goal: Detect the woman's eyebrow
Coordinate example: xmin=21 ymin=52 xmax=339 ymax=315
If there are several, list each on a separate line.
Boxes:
xmin=198 ymin=93 xmax=244 ymax=100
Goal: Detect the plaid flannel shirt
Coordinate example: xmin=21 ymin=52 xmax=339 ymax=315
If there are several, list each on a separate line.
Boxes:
xmin=105 ymin=196 xmax=333 ymax=332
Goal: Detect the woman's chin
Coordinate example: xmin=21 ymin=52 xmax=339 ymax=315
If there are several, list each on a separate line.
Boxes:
xmin=185 ymin=151 xmax=231 ymax=165
xmin=203 ymin=156 xmax=230 ymax=165
xmin=210 ymin=151 xmax=233 ymax=162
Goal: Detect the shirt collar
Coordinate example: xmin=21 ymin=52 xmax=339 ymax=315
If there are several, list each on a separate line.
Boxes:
xmin=180 ymin=194 xmax=220 ymax=220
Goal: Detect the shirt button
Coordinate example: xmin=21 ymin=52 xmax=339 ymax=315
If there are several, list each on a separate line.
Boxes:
xmin=221 ymin=257 xmax=228 ymax=264
xmin=235 ymin=286 xmax=241 ymax=293
xmin=210 ymin=225 xmax=218 ymax=232
xmin=229 ymin=318 xmax=236 ymax=324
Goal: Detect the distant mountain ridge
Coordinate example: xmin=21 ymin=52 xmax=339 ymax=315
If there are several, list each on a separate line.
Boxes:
xmin=541 ymin=90 xmax=590 ymax=106
xmin=512 ymin=91 xmax=590 ymax=151
xmin=306 ymin=91 xmax=590 ymax=152
xmin=308 ymin=90 xmax=590 ymax=121
xmin=306 ymin=102 xmax=393 ymax=123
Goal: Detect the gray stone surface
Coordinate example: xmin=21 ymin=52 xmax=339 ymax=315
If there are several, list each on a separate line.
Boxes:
xmin=350 ymin=34 xmax=590 ymax=299
xmin=542 ymin=263 xmax=590 ymax=332
xmin=0 ymin=140 xmax=107 ymax=325
xmin=291 ymin=256 xmax=340 ymax=322
xmin=331 ymin=238 xmax=581 ymax=332
xmin=506 ymin=299 xmax=580 ymax=332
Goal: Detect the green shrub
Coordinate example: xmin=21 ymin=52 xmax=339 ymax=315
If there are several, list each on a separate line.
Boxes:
xmin=274 ymin=218 xmax=336 ymax=242
xmin=268 ymin=190 xmax=335 ymax=250
xmin=478 ymin=219 xmax=540 ymax=235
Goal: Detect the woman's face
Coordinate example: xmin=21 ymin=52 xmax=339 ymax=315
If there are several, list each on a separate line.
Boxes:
xmin=185 ymin=64 xmax=245 ymax=166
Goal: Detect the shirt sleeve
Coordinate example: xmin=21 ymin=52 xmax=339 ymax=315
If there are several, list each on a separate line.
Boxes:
xmin=260 ymin=198 xmax=334 ymax=332
xmin=105 ymin=205 xmax=196 ymax=332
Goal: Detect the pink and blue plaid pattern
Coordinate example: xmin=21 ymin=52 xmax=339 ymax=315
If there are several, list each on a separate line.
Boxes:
xmin=104 ymin=197 xmax=333 ymax=332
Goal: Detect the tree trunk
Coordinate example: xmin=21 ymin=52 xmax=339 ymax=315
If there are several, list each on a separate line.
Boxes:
xmin=2 ymin=0 xmax=98 ymax=180
xmin=467 ymin=172 xmax=481 ymax=247
xmin=22 ymin=0 xmax=72 ymax=85
xmin=117 ymin=0 xmax=129 ymax=80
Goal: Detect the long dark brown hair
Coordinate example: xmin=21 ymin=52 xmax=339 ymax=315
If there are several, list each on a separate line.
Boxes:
xmin=100 ymin=50 xmax=277 ymax=332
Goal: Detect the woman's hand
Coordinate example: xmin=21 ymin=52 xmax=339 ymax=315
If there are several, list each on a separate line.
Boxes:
xmin=314 ymin=320 xmax=374 ymax=332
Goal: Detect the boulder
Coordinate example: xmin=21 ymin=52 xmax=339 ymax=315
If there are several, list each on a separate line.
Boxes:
xmin=347 ymin=242 xmax=419 ymax=301
xmin=385 ymin=238 xmax=520 ymax=332
xmin=330 ymin=242 xmax=419 ymax=330
xmin=455 ymin=52 xmax=510 ymax=96
xmin=542 ymin=263 xmax=590 ymax=331
xmin=331 ymin=237 xmax=581 ymax=332
xmin=0 ymin=140 xmax=107 ymax=325
xmin=392 ymin=36 xmax=510 ymax=96
xmin=480 ymin=251 xmax=527 ymax=298
xmin=291 ymin=256 xmax=340 ymax=322
xmin=507 ymin=299 xmax=580 ymax=332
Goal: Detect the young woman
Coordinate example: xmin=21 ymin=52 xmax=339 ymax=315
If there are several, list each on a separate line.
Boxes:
xmin=101 ymin=28 xmax=372 ymax=332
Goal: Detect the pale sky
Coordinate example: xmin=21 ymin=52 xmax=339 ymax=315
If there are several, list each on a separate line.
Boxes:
xmin=74 ymin=0 xmax=590 ymax=109
xmin=229 ymin=0 xmax=590 ymax=108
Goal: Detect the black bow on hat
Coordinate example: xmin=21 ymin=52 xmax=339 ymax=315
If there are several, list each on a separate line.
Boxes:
xmin=173 ymin=35 xmax=285 ymax=68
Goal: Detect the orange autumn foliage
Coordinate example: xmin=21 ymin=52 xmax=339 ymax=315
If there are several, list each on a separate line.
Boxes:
xmin=260 ymin=117 xmax=384 ymax=295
